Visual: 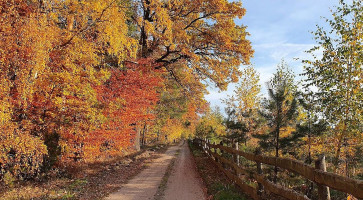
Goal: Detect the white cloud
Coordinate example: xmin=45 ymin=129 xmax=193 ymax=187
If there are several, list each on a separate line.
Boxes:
xmin=206 ymin=0 xmax=341 ymax=115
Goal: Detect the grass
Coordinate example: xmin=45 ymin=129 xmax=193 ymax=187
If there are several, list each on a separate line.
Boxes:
xmin=189 ymin=141 xmax=249 ymax=200
xmin=212 ymin=183 xmax=246 ymax=200
xmin=153 ymin=149 xmax=180 ymax=200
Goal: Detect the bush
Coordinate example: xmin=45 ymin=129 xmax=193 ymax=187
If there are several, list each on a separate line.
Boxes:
xmin=0 ymin=131 xmax=47 ymax=181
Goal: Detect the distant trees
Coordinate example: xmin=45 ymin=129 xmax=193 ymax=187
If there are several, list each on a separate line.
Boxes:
xmin=195 ymin=108 xmax=226 ymax=139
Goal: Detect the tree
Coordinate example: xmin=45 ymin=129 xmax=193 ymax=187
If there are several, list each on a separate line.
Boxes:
xmin=0 ymin=0 xmax=253 ymax=181
xmin=224 ymin=66 xmax=261 ymax=145
xmin=129 ymin=0 xmax=254 ymax=90
xmin=150 ymin=63 xmax=209 ymax=143
xmin=87 ymin=60 xmax=162 ymax=159
xmin=302 ymin=0 xmax=362 ymax=174
xmin=258 ymin=62 xmax=298 ymax=182
xmin=224 ymin=108 xmax=249 ymax=144
xmin=295 ymin=91 xmax=329 ymax=164
xmin=0 ymin=0 xmax=136 ymax=171
xmin=195 ymin=108 xmax=226 ymax=139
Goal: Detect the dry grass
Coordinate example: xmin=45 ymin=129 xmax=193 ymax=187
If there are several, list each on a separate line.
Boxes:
xmin=189 ymin=142 xmax=250 ymax=200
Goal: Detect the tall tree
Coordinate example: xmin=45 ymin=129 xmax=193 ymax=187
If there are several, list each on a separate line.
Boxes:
xmin=302 ymin=0 xmax=362 ymax=174
xmin=224 ymin=66 xmax=262 ymax=145
xmin=129 ymin=0 xmax=253 ymax=90
xmin=0 ymin=0 xmax=137 ymax=171
xmin=258 ymin=62 xmax=298 ymax=182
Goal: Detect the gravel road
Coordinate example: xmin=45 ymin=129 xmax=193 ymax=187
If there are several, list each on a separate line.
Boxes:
xmin=163 ymin=142 xmax=207 ymax=200
xmin=104 ymin=142 xmax=206 ymax=200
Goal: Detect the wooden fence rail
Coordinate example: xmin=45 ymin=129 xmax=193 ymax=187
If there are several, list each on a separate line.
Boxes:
xmin=193 ymin=138 xmax=363 ymax=200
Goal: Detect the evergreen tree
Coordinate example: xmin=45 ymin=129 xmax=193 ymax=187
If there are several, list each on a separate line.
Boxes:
xmin=257 ymin=61 xmax=298 ymax=182
xmin=224 ymin=108 xmax=249 ymax=144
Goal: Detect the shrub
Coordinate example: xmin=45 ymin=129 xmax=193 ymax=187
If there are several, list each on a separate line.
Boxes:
xmin=0 ymin=130 xmax=47 ymax=181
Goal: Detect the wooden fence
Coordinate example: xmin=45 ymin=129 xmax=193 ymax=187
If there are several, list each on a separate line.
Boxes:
xmin=192 ymin=138 xmax=363 ymax=200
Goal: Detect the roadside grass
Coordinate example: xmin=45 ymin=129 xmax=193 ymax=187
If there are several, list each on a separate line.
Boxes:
xmin=153 ymin=149 xmax=180 ymax=200
xmin=212 ymin=183 xmax=246 ymax=200
xmin=189 ymin=141 xmax=249 ymax=200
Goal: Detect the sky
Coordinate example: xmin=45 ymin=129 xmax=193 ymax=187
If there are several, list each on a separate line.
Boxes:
xmin=205 ymin=0 xmax=341 ymax=113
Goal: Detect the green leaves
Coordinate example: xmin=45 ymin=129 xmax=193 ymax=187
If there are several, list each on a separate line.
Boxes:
xmin=302 ymin=0 xmax=362 ymax=170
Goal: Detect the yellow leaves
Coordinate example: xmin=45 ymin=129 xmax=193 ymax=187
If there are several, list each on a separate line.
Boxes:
xmin=133 ymin=0 xmax=252 ymax=89
xmin=279 ymin=126 xmax=296 ymax=138
xmin=296 ymin=106 xmax=307 ymax=122
xmin=161 ymin=119 xmax=184 ymax=142
xmin=0 ymin=129 xmax=47 ymax=178
xmin=225 ymin=65 xmax=261 ymax=121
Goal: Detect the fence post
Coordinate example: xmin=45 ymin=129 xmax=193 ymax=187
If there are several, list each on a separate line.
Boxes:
xmin=315 ymin=155 xmax=331 ymax=200
xmin=203 ymin=138 xmax=207 ymax=152
xmin=219 ymin=141 xmax=224 ymax=153
xmin=219 ymin=141 xmax=225 ymax=168
xmin=213 ymin=142 xmax=218 ymax=163
xmin=255 ymin=148 xmax=264 ymax=197
xmin=234 ymin=142 xmax=239 ymax=166
xmin=232 ymin=142 xmax=240 ymax=176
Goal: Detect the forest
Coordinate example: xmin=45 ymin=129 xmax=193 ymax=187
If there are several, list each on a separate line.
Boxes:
xmin=0 ymin=0 xmax=361 ymax=199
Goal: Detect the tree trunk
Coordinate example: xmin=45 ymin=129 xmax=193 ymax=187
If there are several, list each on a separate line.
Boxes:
xmin=135 ymin=124 xmax=141 ymax=151
xmin=274 ymin=101 xmax=281 ymax=183
xmin=141 ymin=122 xmax=147 ymax=146
xmin=274 ymin=126 xmax=279 ymax=183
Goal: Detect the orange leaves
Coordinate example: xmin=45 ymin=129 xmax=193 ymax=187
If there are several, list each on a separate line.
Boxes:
xmin=134 ymin=0 xmax=253 ymax=90
xmin=85 ymin=60 xmax=163 ymax=160
xmin=0 ymin=0 xmax=251 ymax=180
xmin=0 ymin=0 xmax=138 ymax=173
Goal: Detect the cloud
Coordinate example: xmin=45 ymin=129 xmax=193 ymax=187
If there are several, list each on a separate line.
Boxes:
xmin=206 ymin=0 xmax=341 ymax=114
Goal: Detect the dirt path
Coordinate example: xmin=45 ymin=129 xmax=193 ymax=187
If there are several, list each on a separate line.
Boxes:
xmin=104 ymin=142 xmax=206 ymax=200
xmin=163 ymin=142 xmax=206 ymax=200
xmin=105 ymin=144 xmax=181 ymax=200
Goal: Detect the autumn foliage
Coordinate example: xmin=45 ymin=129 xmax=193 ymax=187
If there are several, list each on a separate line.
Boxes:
xmin=85 ymin=60 xmax=162 ymax=161
xmin=0 ymin=0 xmax=253 ymax=182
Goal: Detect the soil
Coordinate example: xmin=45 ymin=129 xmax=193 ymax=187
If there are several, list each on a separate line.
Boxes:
xmin=105 ymin=144 xmax=181 ymax=200
xmin=105 ymin=141 xmax=207 ymax=200
xmin=162 ymin=141 xmax=207 ymax=200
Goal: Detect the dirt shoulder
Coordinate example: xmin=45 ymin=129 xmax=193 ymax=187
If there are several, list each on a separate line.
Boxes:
xmin=0 ymin=145 xmax=168 ymax=200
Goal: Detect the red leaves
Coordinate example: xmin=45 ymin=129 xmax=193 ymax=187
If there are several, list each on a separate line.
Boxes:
xmin=85 ymin=60 xmax=163 ymax=160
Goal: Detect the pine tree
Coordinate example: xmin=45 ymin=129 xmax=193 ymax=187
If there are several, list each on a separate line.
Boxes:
xmin=257 ymin=61 xmax=298 ymax=182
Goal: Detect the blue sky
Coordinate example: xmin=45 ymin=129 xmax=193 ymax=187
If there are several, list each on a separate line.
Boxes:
xmin=205 ymin=0 xmax=341 ymax=112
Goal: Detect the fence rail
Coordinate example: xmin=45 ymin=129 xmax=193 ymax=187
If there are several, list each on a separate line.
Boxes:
xmin=193 ymin=138 xmax=363 ymax=200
